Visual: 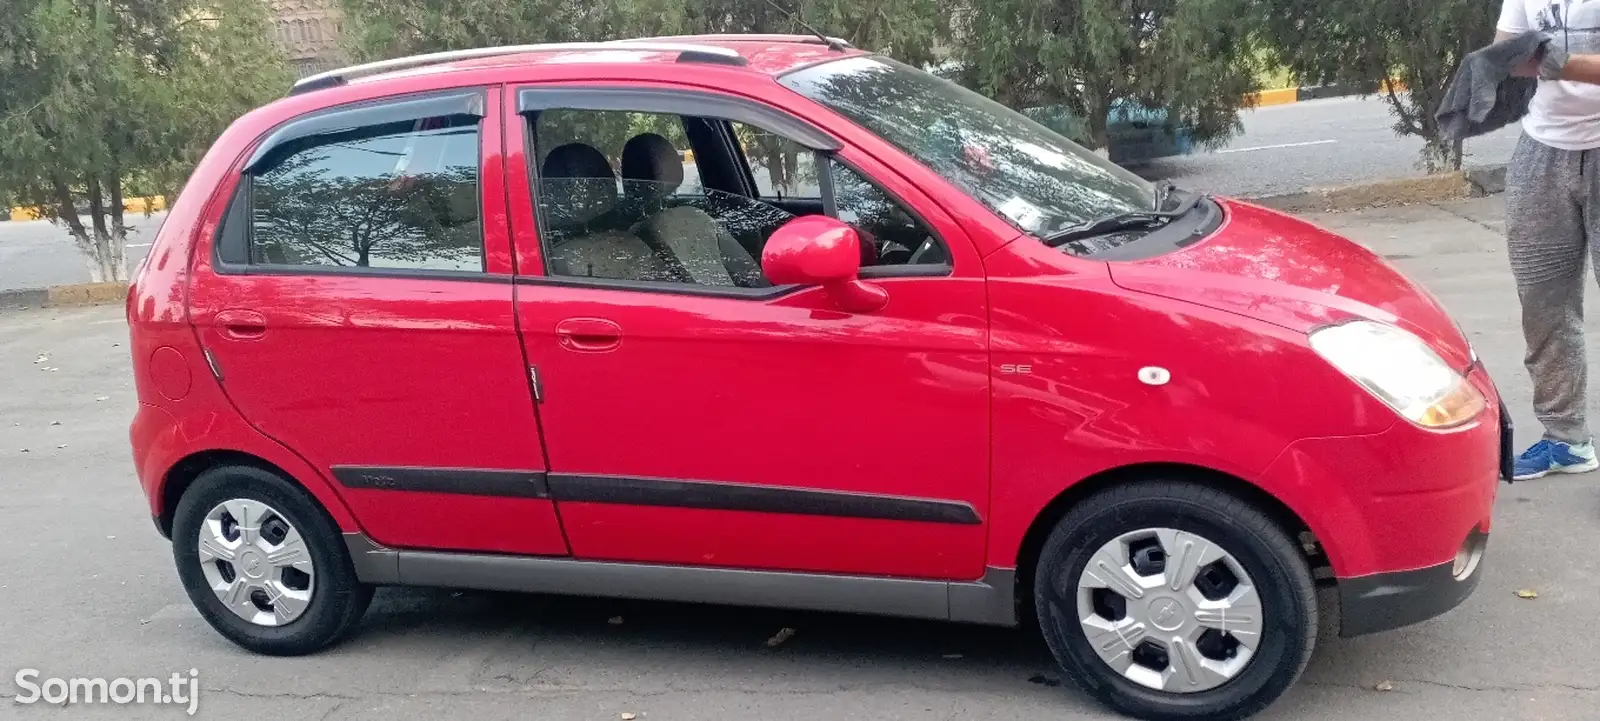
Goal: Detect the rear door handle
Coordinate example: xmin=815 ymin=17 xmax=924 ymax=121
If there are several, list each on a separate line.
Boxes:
xmin=555 ymin=317 xmax=622 ymax=352
xmin=214 ymin=309 xmax=268 ymax=340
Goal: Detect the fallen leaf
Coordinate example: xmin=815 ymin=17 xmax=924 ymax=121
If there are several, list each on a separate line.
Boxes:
xmin=1375 ymin=680 xmax=1394 ymax=692
xmin=1516 ymin=589 xmax=1539 ymax=599
xmin=607 ymin=616 xmax=625 ymax=626
xmin=50 ymin=421 xmax=61 ymax=426
xmin=106 ymin=535 xmax=116 ymax=539
xmin=34 ymin=355 xmax=47 ymax=364
xmin=765 ymin=627 xmax=796 ymax=647
xmin=621 ymin=714 xmax=637 ymax=720
xmin=57 ymin=444 xmax=67 ymax=449
xmin=139 ymin=619 xmax=150 ymax=625
xmin=95 ymin=396 xmax=110 ymax=402
xmin=19 ymin=448 xmax=29 ymax=453
xmin=1027 ymin=674 xmax=1061 ymax=687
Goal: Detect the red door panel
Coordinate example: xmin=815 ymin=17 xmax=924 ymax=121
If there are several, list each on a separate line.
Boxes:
xmin=515 ymin=279 xmax=991 ymax=579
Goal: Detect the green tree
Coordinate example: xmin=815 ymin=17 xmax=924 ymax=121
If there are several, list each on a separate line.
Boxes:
xmin=338 ymin=0 xmax=953 ymax=191
xmin=1258 ymin=0 xmax=1497 ymax=171
xmin=956 ymin=0 xmax=1266 ymax=150
xmin=339 ymin=0 xmax=684 ymax=59
xmin=0 ymin=0 xmax=288 ymax=282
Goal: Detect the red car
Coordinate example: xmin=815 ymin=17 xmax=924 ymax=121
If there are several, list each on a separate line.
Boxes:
xmin=127 ymin=35 xmax=1507 ymax=721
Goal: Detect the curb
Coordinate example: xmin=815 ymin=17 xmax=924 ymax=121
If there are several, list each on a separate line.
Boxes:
xmin=1246 ymin=163 xmax=1506 ymax=213
xmin=8 ymin=196 xmax=167 ymax=222
xmin=1248 ymin=79 xmax=1407 ymax=108
xmin=0 ymin=282 xmax=128 ymax=311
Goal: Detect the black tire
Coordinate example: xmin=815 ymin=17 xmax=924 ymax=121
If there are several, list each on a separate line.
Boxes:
xmin=1033 ymin=481 xmax=1317 ymax=721
xmin=171 ymin=465 xmax=373 ymax=655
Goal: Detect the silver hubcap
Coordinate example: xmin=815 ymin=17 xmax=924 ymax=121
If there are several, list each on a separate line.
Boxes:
xmin=196 ymin=499 xmax=315 ymax=626
xmin=1075 ymin=528 xmax=1263 ymax=693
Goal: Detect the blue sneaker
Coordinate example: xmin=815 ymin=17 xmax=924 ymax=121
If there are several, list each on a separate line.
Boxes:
xmin=1513 ymin=439 xmax=1599 ymax=480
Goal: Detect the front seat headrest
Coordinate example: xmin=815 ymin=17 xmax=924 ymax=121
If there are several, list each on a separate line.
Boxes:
xmin=540 ymin=143 xmax=617 ymax=227
xmin=621 ymin=133 xmax=684 ymax=204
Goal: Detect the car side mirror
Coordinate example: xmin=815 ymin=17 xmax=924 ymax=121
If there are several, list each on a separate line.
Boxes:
xmin=761 ymin=216 xmax=888 ymax=313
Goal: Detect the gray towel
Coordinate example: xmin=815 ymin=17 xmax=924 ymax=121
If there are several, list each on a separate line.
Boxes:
xmin=1436 ymin=31 xmax=1563 ymax=141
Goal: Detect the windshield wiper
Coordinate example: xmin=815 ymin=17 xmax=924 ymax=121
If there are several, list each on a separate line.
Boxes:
xmin=1044 ymin=190 xmax=1202 ymax=247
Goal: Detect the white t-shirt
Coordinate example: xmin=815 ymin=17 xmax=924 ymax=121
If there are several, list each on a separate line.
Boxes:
xmin=1501 ymin=0 xmax=1600 ymax=149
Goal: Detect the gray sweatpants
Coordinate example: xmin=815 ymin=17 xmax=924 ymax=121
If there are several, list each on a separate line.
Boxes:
xmin=1506 ymin=134 xmax=1600 ymax=444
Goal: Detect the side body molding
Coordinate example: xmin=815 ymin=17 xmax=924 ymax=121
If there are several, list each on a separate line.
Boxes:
xmin=344 ymin=534 xmax=1017 ymax=626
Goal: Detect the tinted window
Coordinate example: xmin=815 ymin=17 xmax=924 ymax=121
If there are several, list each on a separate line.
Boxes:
xmin=533 ymin=109 xmax=776 ymax=289
xmin=781 ymin=55 xmax=1155 ymax=238
xmin=249 ymin=116 xmax=483 ymax=271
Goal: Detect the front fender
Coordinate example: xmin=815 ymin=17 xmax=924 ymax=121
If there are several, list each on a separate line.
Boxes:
xmin=982 ymin=266 xmax=1392 ymax=570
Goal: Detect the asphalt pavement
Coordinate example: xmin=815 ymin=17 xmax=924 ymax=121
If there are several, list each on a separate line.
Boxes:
xmin=0 ymin=214 xmax=162 ymax=292
xmin=1141 ymin=95 xmax=1522 ymax=198
xmin=1 ymin=195 xmax=1597 ymax=719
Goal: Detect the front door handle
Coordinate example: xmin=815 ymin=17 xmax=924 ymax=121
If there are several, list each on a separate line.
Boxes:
xmin=555 ymin=317 xmax=622 ymax=352
xmin=214 ymin=309 xmax=268 ymax=340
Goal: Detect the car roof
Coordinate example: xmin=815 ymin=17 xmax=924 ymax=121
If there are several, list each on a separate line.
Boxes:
xmin=296 ymin=36 xmax=864 ymax=96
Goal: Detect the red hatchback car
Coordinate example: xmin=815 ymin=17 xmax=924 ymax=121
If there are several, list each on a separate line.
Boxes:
xmin=127 ymin=35 xmax=1509 ymax=721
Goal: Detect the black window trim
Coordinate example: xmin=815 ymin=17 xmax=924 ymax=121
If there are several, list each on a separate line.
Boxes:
xmin=217 ymin=87 xmax=494 ymax=280
xmin=244 ymin=89 xmax=486 ymax=173
xmin=514 ymin=274 xmax=800 ymax=300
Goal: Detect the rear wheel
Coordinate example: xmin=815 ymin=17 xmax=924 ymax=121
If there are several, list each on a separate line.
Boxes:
xmin=172 ymin=465 xmax=372 ymax=655
xmin=1033 ymin=481 xmax=1316 ymax=721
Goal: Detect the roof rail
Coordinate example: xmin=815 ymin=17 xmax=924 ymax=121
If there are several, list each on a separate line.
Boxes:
xmin=631 ymin=33 xmax=854 ymax=49
xmin=290 ymin=41 xmax=747 ymax=96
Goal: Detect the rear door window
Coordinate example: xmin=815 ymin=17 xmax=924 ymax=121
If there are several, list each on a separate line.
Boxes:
xmin=248 ymin=115 xmax=484 ymax=271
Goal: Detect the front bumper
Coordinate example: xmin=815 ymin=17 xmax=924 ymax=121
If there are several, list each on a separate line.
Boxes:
xmin=1338 ymin=528 xmax=1487 ymax=637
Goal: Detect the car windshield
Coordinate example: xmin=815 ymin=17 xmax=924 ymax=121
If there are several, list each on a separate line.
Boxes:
xmin=780 ymin=55 xmax=1156 ymax=238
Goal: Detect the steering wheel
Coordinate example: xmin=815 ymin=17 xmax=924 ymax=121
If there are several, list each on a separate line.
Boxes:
xmin=906 ymin=238 xmax=940 ymax=265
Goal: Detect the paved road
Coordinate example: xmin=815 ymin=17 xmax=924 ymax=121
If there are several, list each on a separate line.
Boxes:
xmin=0 ymin=214 xmax=162 ymax=292
xmin=1 ymin=195 xmax=1597 ymax=719
xmin=1142 ymin=95 xmax=1523 ymax=198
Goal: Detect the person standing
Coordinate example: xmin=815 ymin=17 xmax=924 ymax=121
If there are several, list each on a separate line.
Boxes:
xmin=1500 ymin=0 xmax=1600 ymax=479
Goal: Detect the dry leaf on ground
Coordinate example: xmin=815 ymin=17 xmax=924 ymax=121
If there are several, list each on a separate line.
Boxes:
xmin=766 ymin=627 xmax=797 ymax=647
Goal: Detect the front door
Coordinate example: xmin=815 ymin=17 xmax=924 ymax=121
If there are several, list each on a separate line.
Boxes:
xmin=189 ymin=87 xmax=568 ymax=557
xmin=506 ymin=85 xmax=990 ymax=580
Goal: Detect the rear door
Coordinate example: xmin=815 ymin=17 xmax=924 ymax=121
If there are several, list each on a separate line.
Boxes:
xmin=188 ymin=87 xmax=569 ymax=556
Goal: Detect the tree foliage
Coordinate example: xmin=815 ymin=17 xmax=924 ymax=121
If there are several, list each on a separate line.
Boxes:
xmin=0 ymin=0 xmax=287 ymax=281
xmin=339 ymin=0 xmax=949 ymax=67
xmin=1258 ymin=0 xmax=1498 ymax=171
xmin=957 ymin=0 xmax=1266 ymax=149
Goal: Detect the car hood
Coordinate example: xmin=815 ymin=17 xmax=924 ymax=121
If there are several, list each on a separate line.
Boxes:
xmin=1106 ymin=199 xmax=1473 ymax=369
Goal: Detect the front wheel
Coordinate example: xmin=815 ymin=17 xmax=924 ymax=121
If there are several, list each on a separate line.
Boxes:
xmin=1033 ymin=481 xmax=1317 ymax=721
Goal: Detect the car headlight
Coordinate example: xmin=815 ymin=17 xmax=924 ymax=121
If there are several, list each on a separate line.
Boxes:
xmin=1309 ymin=321 xmax=1485 ymax=428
